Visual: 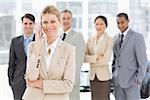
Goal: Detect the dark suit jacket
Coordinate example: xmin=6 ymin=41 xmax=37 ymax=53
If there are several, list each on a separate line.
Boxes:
xmin=8 ymin=34 xmax=35 ymax=99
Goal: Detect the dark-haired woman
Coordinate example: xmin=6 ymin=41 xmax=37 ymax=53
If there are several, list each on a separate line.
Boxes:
xmin=85 ymin=15 xmax=113 ymax=100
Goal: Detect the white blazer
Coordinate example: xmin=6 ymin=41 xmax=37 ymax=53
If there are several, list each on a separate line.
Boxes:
xmin=23 ymin=38 xmax=76 ymax=100
xmin=85 ymin=33 xmax=113 ymax=81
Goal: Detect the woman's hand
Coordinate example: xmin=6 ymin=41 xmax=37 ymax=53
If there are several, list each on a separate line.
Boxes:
xmin=35 ymin=25 xmax=43 ymax=41
xmin=26 ymin=79 xmax=43 ymax=89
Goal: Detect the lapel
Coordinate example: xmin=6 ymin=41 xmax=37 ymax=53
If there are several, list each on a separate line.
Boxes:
xmin=113 ymin=34 xmax=120 ymax=54
xmin=119 ymin=29 xmax=133 ymax=52
xmin=32 ymin=34 xmax=35 ymax=41
xmin=35 ymin=38 xmax=48 ymax=79
xmin=20 ymin=35 xmax=26 ymax=58
xmin=20 ymin=34 xmax=35 ymax=58
xmin=47 ymin=39 xmax=63 ymax=76
xmin=94 ymin=34 xmax=108 ymax=54
xmin=65 ymin=29 xmax=75 ymax=42
xmin=37 ymin=38 xmax=63 ymax=78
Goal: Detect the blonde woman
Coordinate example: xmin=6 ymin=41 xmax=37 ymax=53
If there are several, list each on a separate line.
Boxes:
xmin=85 ymin=15 xmax=113 ymax=100
xmin=23 ymin=5 xmax=75 ymax=100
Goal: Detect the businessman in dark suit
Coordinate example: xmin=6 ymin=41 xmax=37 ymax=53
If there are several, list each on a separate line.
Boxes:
xmin=8 ymin=13 xmax=35 ymax=100
xmin=112 ymin=13 xmax=148 ymax=100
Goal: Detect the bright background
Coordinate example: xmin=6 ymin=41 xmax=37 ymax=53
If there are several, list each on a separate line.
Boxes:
xmin=0 ymin=0 xmax=150 ymax=100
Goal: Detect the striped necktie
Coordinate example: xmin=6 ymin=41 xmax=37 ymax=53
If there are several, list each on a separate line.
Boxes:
xmin=119 ymin=34 xmax=124 ymax=49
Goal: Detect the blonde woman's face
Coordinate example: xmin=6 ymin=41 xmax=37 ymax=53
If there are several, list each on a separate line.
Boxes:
xmin=41 ymin=13 xmax=60 ymax=37
xmin=95 ymin=18 xmax=106 ymax=34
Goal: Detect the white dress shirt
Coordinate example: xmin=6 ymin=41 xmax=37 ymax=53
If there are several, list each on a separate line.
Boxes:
xmin=119 ymin=27 xmax=130 ymax=40
xmin=45 ymin=37 xmax=59 ymax=71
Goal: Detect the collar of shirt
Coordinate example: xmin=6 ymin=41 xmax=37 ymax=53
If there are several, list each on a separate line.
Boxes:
xmin=44 ymin=37 xmax=59 ymax=71
xmin=23 ymin=33 xmax=34 ymax=40
xmin=119 ymin=27 xmax=130 ymax=39
xmin=45 ymin=37 xmax=59 ymax=56
xmin=63 ymin=27 xmax=72 ymax=35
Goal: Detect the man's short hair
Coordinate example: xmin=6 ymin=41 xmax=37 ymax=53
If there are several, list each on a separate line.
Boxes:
xmin=61 ymin=9 xmax=72 ymax=16
xmin=21 ymin=13 xmax=35 ymax=23
xmin=117 ymin=13 xmax=129 ymax=21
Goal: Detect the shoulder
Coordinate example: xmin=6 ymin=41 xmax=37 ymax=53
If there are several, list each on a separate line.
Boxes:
xmin=104 ymin=34 xmax=113 ymax=46
xmin=131 ymin=30 xmax=144 ymax=40
xmin=113 ymin=34 xmax=119 ymax=39
xmin=112 ymin=34 xmax=119 ymax=42
xmin=11 ymin=35 xmax=22 ymax=43
xmin=28 ymin=38 xmax=43 ymax=48
xmin=62 ymin=41 xmax=75 ymax=49
xmin=105 ymin=33 xmax=112 ymax=40
xmin=61 ymin=40 xmax=75 ymax=51
xmin=88 ymin=35 xmax=95 ymax=41
xmin=12 ymin=35 xmax=22 ymax=40
xmin=135 ymin=32 xmax=143 ymax=38
xmin=85 ymin=36 xmax=93 ymax=45
xmin=71 ymin=29 xmax=83 ymax=37
xmin=76 ymin=32 xmax=83 ymax=36
xmin=16 ymin=35 xmax=22 ymax=39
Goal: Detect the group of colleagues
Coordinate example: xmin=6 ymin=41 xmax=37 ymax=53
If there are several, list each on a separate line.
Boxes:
xmin=8 ymin=5 xmax=148 ymax=100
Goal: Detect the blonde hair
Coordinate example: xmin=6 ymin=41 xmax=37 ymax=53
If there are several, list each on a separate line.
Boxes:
xmin=40 ymin=5 xmax=60 ymax=22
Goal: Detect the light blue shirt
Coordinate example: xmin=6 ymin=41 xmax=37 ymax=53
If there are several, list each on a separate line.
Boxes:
xmin=23 ymin=33 xmax=34 ymax=55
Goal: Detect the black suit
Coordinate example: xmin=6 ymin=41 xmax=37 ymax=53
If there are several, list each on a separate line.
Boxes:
xmin=8 ymin=35 xmax=35 ymax=100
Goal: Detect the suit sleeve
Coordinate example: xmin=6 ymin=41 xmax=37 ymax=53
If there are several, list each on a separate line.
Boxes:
xmin=75 ymin=33 xmax=85 ymax=67
xmin=135 ymin=34 xmax=148 ymax=83
xmin=43 ymin=46 xmax=76 ymax=93
xmin=25 ymin=42 xmax=40 ymax=81
xmin=84 ymin=38 xmax=97 ymax=63
xmin=8 ymin=39 xmax=16 ymax=86
xmin=97 ymin=37 xmax=113 ymax=66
